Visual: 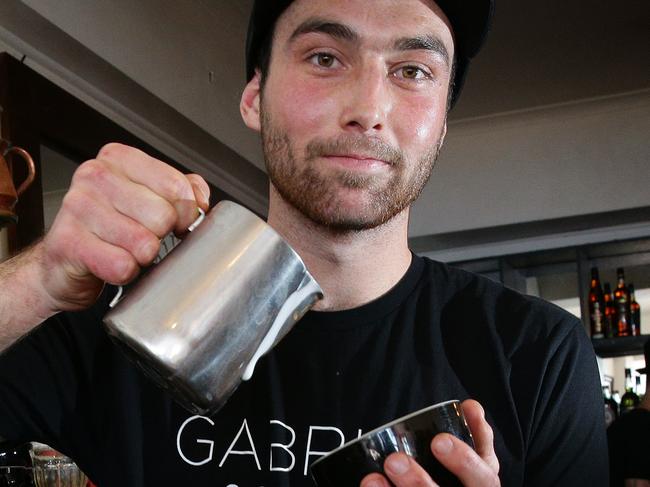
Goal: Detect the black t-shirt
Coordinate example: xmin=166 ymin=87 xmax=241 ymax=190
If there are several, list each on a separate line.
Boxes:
xmin=0 ymin=255 xmax=607 ymax=486
xmin=607 ymin=407 xmax=650 ymax=486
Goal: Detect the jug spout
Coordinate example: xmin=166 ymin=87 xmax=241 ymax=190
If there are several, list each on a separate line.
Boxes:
xmin=242 ymin=274 xmax=323 ymax=381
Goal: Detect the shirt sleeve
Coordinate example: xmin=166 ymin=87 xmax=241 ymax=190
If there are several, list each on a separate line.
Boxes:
xmin=523 ymin=317 xmax=609 ymax=486
xmin=0 ymin=294 xmax=110 ymax=454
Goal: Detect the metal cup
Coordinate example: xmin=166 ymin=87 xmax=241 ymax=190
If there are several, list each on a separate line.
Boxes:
xmin=310 ymin=400 xmax=474 ymax=487
xmin=103 ymin=200 xmax=323 ymax=414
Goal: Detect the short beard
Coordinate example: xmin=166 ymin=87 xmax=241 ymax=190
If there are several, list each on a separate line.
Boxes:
xmin=260 ymin=109 xmax=443 ymax=232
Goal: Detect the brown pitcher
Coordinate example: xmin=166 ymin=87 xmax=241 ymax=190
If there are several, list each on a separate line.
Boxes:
xmin=0 ymin=145 xmax=36 ymax=224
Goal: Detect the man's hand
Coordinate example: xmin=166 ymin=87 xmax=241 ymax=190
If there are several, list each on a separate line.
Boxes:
xmin=41 ymin=143 xmax=210 ymax=311
xmin=360 ymin=400 xmax=500 ymax=487
xmin=0 ymin=143 xmax=210 ymax=352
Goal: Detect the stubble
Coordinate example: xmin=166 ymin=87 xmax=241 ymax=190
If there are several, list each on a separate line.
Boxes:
xmin=260 ymin=108 xmax=443 ymax=232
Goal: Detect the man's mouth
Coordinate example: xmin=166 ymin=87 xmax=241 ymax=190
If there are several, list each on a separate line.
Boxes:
xmin=304 ymin=134 xmax=404 ymax=171
xmin=321 ymin=153 xmax=393 ymax=170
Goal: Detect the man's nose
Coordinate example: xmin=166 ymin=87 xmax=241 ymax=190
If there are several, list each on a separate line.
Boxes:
xmin=339 ymin=65 xmax=392 ymax=133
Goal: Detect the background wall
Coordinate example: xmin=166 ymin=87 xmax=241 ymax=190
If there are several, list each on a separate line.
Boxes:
xmin=410 ymin=90 xmax=650 ymax=236
xmin=18 ymin=0 xmax=263 ymax=167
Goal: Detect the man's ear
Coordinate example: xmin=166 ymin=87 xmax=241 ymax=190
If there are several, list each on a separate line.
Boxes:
xmin=240 ymin=71 xmax=262 ymax=132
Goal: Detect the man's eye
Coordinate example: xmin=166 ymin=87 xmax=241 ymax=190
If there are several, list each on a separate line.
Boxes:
xmin=396 ymin=66 xmax=430 ymax=80
xmin=309 ymin=53 xmax=338 ymax=68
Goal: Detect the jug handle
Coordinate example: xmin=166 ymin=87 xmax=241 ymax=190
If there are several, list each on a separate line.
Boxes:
xmin=109 ymin=208 xmax=206 ymax=308
xmin=4 ymin=146 xmax=36 ymax=196
xmin=242 ymin=277 xmax=323 ymax=381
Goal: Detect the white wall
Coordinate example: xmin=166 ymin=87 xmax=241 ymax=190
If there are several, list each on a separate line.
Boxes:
xmin=20 ymin=0 xmax=263 ymax=169
xmin=410 ymin=90 xmax=650 ymax=236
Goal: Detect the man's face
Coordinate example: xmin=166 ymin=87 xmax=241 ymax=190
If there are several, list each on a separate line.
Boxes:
xmin=254 ymin=0 xmax=454 ymax=231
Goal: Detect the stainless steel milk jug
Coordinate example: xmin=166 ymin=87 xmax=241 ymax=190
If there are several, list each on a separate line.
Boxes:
xmin=103 ymin=201 xmax=323 ymax=414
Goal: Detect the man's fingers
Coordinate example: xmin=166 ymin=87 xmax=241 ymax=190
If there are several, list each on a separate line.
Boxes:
xmin=63 ymin=190 xmax=160 ymax=267
xmin=360 ymin=453 xmax=440 ymax=487
xmin=71 ymin=164 xmax=178 ymax=239
xmin=431 ymin=434 xmax=500 ymax=487
xmin=360 ymin=472 xmax=392 ymax=487
xmin=171 ymin=199 xmax=203 ymax=235
xmin=461 ymin=399 xmax=500 ymax=473
xmin=430 ymin=399 xmax=500 ymax=487
xmin=96 ymin=143 xmax=194 ymax=202
xmin=36 ymin=142 xmax=209 ymax=313
xmin=186 ymin=173 xmax=211 ymax=210
xmin=382 ymin=453 xmax=437 ymax=487
xmin=181 ymin=173 xmax=211 ymax=234
xmin=95 ymin=143 xmax=199 ymax=232
xmin=92 ymin=144 xmax=208 ymax=233
xmin=55 ymin=220 xmax=140 ymax=286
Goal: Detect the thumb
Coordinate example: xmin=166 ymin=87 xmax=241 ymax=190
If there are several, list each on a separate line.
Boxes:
xmin=186 ymin=174 xmax=210 ymax=210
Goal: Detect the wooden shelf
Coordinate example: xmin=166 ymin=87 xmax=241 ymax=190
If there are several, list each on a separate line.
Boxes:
xmin=592 ymin=334 xmax=650 ymax=358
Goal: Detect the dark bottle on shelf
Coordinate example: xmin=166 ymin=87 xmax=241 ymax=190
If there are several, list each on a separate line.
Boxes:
xmin=603 ymin=283 xmax=616 ymax=338
xmin=588 ymin=267 xmax=605 ymax=338
xmin=603 ymin=386 xmax=618 ymax=427
xmin=614 ymin=268 xmax=630 ymax=337
xmin=620 ymin=368 xmax=640 ymax=414
xmin=628 ymin=283 xmax=641 ymax=336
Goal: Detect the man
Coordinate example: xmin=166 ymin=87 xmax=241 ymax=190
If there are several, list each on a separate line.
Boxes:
xmin=0 ymin=0 xmax=607 ymax=486
xmin=608 ymin=340 xmax=650 ymax=487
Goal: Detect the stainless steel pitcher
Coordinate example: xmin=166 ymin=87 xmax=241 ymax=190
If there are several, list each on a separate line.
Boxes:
xmin=103 ymin=200 xmax=323 ymax=415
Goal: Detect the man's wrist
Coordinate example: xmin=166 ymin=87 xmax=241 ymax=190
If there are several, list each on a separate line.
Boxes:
xmin=0 ymin=242 xmax=58 ymax=350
